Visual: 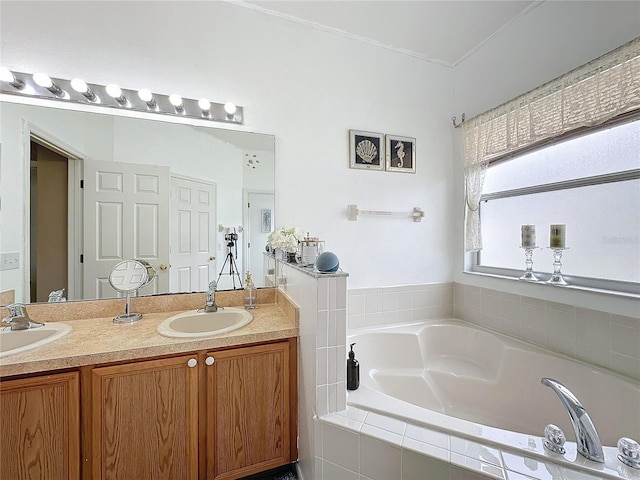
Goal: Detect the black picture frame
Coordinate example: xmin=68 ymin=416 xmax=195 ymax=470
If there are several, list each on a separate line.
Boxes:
xmin=349 ymin=130 xmax=384 ymax=171
xmin=385 ymin=135 xmax=416 ymax=173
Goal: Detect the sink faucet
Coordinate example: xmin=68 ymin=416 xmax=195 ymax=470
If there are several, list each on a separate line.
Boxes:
xmin=1 ymin=303 xmax=45 ymax=331
xmin=48 ymin=288 xmax=66 ymax=302
xmin=541 ymin=377 xmax=605 ymax=463
xmin=200 ymin=281 xmax=222 ymax=313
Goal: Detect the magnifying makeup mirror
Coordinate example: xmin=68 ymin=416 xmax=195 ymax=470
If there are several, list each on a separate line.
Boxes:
xmin=109 ymin=260 xmax=156 ymax=323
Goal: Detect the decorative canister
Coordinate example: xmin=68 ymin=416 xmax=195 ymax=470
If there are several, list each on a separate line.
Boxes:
xmin=299 ymin=235 xmax=325 ymax=267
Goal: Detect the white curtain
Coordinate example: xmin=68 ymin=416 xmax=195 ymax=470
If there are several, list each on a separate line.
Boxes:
xmin=464 ymin=163 xmax=487 ymax=251
xmin=461 ymin=36 xmax=640 ymax=252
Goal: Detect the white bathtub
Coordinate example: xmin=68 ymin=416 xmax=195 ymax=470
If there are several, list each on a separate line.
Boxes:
xmin=347 ymin=319 xmax=640 ymax=475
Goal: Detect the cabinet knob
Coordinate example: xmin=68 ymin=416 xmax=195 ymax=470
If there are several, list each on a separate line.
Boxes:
xmin=187 ymin=358 xmax=197 ymax=368
xmin=205 ymin=356 xmax=215 ymax=366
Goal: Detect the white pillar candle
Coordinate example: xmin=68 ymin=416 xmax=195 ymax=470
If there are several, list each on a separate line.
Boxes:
xmin=550 ymin=224 xmax=566 ymax=248
xmin=521 ymin=225 xmax=536 ymax=248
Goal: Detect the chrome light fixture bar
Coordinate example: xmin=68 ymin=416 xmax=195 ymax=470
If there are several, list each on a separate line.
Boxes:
xmin=0 ymin=69 xmax=244 ymax=125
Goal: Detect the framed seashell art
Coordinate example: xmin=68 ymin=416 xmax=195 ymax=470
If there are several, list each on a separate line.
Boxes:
xmin=349 ymin=130 xmax=384 ymax=171
xmin=385 ymin=134 xmax=416 ymax=173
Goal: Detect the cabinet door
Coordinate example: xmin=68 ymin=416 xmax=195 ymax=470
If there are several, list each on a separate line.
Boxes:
xmin=91 ymin=355 xmax=199 ymax=480
xmin=0 ymin=371 xmax=80 ymax=480
xmin=207 ymin=341 xmax=291 ymax=479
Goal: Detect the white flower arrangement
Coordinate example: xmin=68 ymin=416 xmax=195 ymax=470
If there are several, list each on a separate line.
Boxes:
xmin=267 ymin=226 xmax=305 ymax=253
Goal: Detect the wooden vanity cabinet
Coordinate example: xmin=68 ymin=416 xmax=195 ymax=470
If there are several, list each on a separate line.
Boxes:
xmin=0 ymin=371 xmax=80 ymax=480
xmin=89 ymin=354 xmax=199 ymax=480
xmin=88 ymin=338 xmax=297 ymax=480
xmin=206 ymin=339 xmax=297 ymax=480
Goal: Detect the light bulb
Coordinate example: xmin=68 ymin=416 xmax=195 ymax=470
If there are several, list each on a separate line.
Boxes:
xmin=137 ymin=88 xmax=152 ymax=102
xmin=70 ymin=78 xmax=88 ymax=93
xmin=33 ymin=72 xmax=53 ymax=88
xmin=224 ymin=102 xmax=237 ymax=115
xmin=137 ymin=88 xmax=156 ymax=109
xmin=0 ymin=67 xmax=13 ymax=82
xmin=198 ymin=98 xmax=211 ymax=116
xmin=106 ymin=83 xmax=121 ymax=97
xmin=106 ymin=83 xmax=127 ymax=105
xmin=70 ymin=78 xmax=97 ymax=102
xmin=33 ymin=72 xmax=63 ymax=96
xmin=169 ymin=94 xmax=184 ymax=112
xmin=0 ymin=67 xmax=24 ymax=89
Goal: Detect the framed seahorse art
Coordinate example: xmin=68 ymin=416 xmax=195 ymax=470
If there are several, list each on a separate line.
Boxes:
xmin=385 ymin=134 xmax=416 ymax=173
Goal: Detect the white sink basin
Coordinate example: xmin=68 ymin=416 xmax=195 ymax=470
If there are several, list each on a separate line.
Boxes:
xmin=0 ymin=323 xmax=72 ymax=358
xmin=157 ymin=307 xmax=253 ymax=338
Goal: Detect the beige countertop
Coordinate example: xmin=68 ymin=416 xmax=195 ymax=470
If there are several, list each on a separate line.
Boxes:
xmin=0 ymin=290 xmax=298 ymax=378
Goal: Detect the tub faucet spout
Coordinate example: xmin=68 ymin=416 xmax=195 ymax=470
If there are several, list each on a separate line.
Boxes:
xmin=541 ymin=377 xmax=604 ymax=463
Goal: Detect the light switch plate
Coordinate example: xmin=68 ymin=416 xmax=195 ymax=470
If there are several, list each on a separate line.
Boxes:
xmin=0 ymin=252 xmax=20 ymax=271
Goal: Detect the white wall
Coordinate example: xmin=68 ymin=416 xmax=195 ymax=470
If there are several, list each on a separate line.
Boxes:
xmin=0 ymin=0 xmax=455 ymax=290
xmin=451 ymin=1 xmax=640 ymax=317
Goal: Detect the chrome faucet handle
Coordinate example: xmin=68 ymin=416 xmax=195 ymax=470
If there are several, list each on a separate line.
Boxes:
xmin=199 ymin=280 xmax=222 ymax=313
xmin=618 ymin=437 xmax=640 ymax=469
xmin=543 ymin=424 xmax=566 ymax=455
xmin=5 ymin=303 xmax=27 ymax=317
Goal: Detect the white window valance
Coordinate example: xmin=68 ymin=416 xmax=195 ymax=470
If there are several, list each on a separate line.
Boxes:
xmin=462 ymin=36 xmax=640 ymax=167
xmin=461 ymin=36 xmax=640 ymax=251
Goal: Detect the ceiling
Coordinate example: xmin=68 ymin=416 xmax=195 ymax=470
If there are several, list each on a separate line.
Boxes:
xmin=241 ymin=0 xmax=540 ymax=66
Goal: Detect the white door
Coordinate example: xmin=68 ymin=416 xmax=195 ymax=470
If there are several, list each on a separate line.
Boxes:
xmin=83 ymin=159 xmax=170 ymax=299
xmin=169 ymin=176 xmax=217 ymax=293
xmin=246 ymin=192 xmax=275 ymax=286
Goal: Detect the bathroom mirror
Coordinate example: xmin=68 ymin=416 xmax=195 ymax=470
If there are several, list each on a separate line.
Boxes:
xmin=0 ymin=99 xmax=275 ymax=304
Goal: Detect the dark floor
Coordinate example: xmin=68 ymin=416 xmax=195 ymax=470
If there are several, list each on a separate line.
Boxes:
xmin=240 ymin=463 xmax=298 ymax=480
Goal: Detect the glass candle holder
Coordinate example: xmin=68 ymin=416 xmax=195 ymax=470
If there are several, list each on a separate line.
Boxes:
xmin=546 ymin=247 xmax=569 ymax=286
xmin=519 ymin=245 xmax=540 ymax=282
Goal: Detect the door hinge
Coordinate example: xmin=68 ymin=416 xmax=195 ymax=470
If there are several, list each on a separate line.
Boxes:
xmin=248 ymin=242 xmax=251 ymax=248
xmin=247 ymin=202 xmax=250 ymax=208
xmin=80 ymin=254 xmax=84 ymax=263
xmin=80 ymin=179 xmax=84 ymax=188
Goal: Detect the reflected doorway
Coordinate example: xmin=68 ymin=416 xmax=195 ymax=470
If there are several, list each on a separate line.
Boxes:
xmin=29 ymin=141 xmax=69 ymax=302
xmin=245 ymin=191 xmax=275 ymax=286
xmin=169 ymin=176 xmax=217 ymax=293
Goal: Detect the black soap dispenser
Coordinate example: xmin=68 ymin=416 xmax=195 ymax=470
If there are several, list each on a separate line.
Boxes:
xmin=347 ymin=343 xmax=360 ymax=391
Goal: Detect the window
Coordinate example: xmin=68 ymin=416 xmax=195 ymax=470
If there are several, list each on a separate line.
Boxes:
xmin=472 ymin=118 xmax=640 ymax=293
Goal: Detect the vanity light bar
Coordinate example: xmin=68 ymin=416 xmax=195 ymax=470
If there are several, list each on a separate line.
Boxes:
xmin=0 ymin=69 xmax=244 ymax=125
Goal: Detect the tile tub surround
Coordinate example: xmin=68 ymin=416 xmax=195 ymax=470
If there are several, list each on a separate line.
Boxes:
xmin=347 ymin=283 xmax=454 ymax=330
xmin=453 ymin=282 xmax=640 ymax=381
xmin=315 ymin=408 xmax=639 ymax=480
xmin=275 ymin=260 xmax=349 ymax=480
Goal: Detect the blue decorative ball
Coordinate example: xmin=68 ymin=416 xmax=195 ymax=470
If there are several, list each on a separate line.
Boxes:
xmin=316 ymin=251 xmax=340 ymax=272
